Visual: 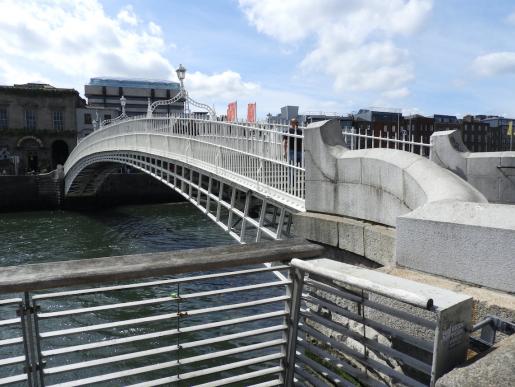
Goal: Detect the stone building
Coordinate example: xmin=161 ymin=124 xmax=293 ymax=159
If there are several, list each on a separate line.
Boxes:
xmin=76 ymin=106 xmax=119 ymax=140
xmin=0 ymin=83 xmax=83 ymax=174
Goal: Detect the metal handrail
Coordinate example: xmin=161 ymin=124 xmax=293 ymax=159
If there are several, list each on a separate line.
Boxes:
xmin=0 ymin=239 xmax=323 ymax=386
xmin=0 ymin=239 xmax=321 ymax=293
xmin=342 ymin=127 xmax=433 ymax=157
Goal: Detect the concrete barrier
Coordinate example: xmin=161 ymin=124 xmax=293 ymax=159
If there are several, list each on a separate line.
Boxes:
xmin=301 ymin=120 xmax=515 ymax=292
xmin=397 ymin=200 xmax=515 ymax=293
xmin=430 ymin=130 xmax=515 ymax=204
xmin=304 ymin=120 xmax=486 ymax=227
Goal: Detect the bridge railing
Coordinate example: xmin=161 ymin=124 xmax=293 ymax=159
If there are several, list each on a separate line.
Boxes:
xmin=72 ymin=114 xmax=306 ymax=204
xmin=342 ymin=127 xmax=433 ymax=157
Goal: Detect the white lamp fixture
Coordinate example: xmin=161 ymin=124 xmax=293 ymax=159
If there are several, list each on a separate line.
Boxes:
xmin=176 ymin=64 xmax=186 ymax=88
xmin=120 ymin=95 xmax=127 ymax=116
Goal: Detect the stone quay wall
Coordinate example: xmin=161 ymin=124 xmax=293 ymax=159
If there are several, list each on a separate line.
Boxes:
xmin=0 ymin=171 xmax=184 ymax=212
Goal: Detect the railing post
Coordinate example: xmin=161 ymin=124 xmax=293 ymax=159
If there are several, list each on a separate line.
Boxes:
xmin=18 ymin=292 xmax=43 ymax=387
xmin=284 ymin=267 xmax=304 ymax=386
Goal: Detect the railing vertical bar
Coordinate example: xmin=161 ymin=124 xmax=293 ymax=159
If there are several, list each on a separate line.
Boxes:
xmin=239 ymin=190 xmax=251 ymax=243
xmin=18 ymin=298 xmax=34 ymax=387
xmin=284 ymin=267 xmax=304 ymax=386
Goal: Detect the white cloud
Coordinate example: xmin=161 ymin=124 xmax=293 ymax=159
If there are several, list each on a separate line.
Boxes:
xmin=0 ymin=0 xmax=259 ymax=110
xmin=239 ymin=0 xmax=432 ymax=98
xmin=187 ymin=70 xmax=260 ymax=101
xmin=382 ymin=87 xmax=410 ymax=100
xmin=0 ymin=59 xmax=50 ymax=85
xmin=148 ymin=21 xmax=162 ymax=36
xmin=117 ymin=5 xmax=139 ymax=26
xmin=0 ymin=0 xmax=174 ymax=81
xmin=472 ymin=52 xmax=515 ymax=76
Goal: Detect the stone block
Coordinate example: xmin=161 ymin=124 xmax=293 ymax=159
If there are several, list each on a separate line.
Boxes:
xmin=361 ymin=156 xmax=405 ymax=199
xmin=500 ymin=176 xmax=515 ymax=203
xmin=306 ymin=180 xmax=335 ymax=214
xmin=467 ymin=154 xmax=501 ymax=176
xmin=292 ymin=212 xmax=339 ymax=247
xmin=397 ymin=201 xmax=515 ymax=293
xmin=335 ymin=183 xmax=409 ymax=227
xmin=402 ymin=169 xmax=427 ymax=210
xmin=337 ymin=217 xmax=365 ymax=256
xmin=336 ymin=156 xmax=361 ymax=184
xmin=363 ymin=224 xmax=396 ymax=267
xmin=304 ymin=150 xmax=331 ymax=183
xmin=466 ymin=176 xmax=500 ymax=203
xmin=436 ymin=334 xmax=515 ymax=387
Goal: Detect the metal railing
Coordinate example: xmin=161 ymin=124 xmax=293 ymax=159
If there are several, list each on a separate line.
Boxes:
xmin=69 ymin=113 xmax=305 ymax=208
xmin=0 ymin=239 xmax=323 ymax=387
xmin=342 ymin=127 xmax=433 ymax=157
xmin=288 ymin=258 xmax=473 ymax=387
xmin=1 ymin=240 xmax=475 ymax=387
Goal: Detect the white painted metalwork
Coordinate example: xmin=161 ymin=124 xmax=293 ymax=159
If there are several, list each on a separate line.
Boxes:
xmin=342 ymin=127 xmax=433 ymax=157
xmin=100 ymin=96 xmax=127 ymax=127
xmin=65 ymin=113 xmax=305 ymax=244
xmin=147 ymin=64 xmax=216 ymax=119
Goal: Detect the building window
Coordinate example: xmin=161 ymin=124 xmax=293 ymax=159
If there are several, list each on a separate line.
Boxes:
xmin=84 ymin=113 xmax=92 ymax=125
xmin=53 ymin=111 xmax=64 ymax=131
xmin=0 ymin=108 xmax=7 ymax=129
xmin=25 ymin=110 xmax=36 ymax=129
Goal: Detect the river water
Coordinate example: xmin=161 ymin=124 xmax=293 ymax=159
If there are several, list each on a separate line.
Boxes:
xmin=0 ymin=203 xmax=284 ymax=385
xmin=0 ymin=202 xmax=235 ymax=267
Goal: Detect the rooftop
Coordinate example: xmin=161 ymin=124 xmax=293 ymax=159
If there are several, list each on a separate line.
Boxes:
xmin=0 ymin=83 xmax=79 ymax=95
xmin=88 ymin=77 xmax=180 ymax=90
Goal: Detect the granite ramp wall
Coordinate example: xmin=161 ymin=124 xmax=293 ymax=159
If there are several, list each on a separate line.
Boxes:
xmin=302 ymin=119 xmax=515 ymax=293
xmin=430 ymin=129 xmax=515 ymax=204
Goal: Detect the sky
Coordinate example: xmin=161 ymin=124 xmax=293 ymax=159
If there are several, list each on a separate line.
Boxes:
xmin=0 ymin=0 xmax=514 ymax=118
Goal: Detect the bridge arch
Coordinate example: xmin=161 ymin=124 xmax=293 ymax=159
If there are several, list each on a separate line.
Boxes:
xmin=66 ymin=150 xmax=296 ymax=244
xmin=64 ymin=115 xmax=306 ymax=243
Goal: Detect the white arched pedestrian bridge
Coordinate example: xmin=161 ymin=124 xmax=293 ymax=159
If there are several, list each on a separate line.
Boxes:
xmin=64 ymin=114 xmax=305 ymax=244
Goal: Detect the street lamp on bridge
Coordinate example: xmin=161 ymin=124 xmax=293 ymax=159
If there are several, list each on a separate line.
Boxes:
xmin=146 ymin=64 xmax=216 ymax=120
xmin=176 ymin=64 xmax=186 ymax=89
xmin=120 ymin=95 xmax=127 ymax=117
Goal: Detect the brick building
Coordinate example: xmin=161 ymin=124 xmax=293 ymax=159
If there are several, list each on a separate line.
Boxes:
xmin=460 ymin=115 xmax=494 ymax=152
xmin=481 ymin=116 xmax=515 ymax=151
xmin=0 ymin=83 xmax=83 ymax=174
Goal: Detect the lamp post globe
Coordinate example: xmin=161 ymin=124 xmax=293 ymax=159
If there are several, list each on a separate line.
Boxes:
xmin=176 ymin=64 xmax=186 ymax=88
xmin=120 ymin=95 xmax=127 ymax=116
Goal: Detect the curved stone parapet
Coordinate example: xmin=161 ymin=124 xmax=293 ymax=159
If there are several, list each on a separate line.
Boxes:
xmin=304 ymin=120 xmax=515 ymax=292
xmin=304 ymin=120 xmax=486 ymax=227
xmin=431 ymin=129 xmax=515 ymax=204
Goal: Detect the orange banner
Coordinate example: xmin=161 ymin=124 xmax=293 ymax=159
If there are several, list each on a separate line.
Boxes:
xmin=227 ymin=101 xmax=237 ymax=122
xmin=247 ymin=102 xmax=256 ymax=123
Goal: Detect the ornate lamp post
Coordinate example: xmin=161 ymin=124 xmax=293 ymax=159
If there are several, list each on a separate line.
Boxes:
xmin=101 ymin=95 xmax=128 ymax=127
xmin=176 ymin=64 xmax=186 ymax=90
xmin=146 ymin=64 xmax=216 ymax=119
xmin=120 ymin=95 xmax=127 ymax=116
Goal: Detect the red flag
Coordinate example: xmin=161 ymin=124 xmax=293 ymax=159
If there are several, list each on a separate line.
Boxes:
xmin=247 ymin=103 xmax=256 ymax=123
xmin=227 ymin=101 xmax=237 ymax=122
